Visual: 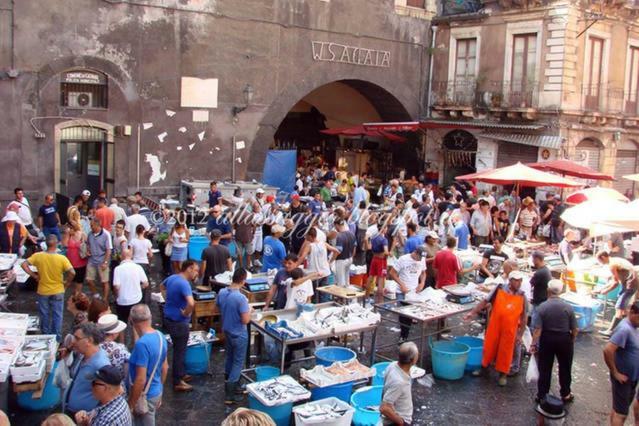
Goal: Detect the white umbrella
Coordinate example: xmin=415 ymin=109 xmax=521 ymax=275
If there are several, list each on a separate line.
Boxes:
xmin=599 ymin=199 xmax=639 ymax=231
xmin=561 ymin=200 xmax=633 ymax=236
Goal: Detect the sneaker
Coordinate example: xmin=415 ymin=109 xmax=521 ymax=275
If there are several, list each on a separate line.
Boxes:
xmin=599 ymin=329 xmax=613 ymax=337
xmin=498 ymin=374 xmax=508 ymax=386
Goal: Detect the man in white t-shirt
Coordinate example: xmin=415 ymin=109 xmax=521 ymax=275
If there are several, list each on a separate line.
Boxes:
xmin=125 ymin=204 xmax=151 ymax=240
xmin=284 ymin=268 xmax=315 ymax=310
xmin=113 ymin=249 xmax=148 ymax=326
xmin=389 ymin=247 xmax=426 ymax=341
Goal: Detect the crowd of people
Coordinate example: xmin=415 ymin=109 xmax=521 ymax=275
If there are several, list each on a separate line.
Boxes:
xmin=0 ymin=164 xmax=637 ymax=425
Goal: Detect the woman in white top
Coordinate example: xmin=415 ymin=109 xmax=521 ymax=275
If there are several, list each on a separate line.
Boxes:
xmin=130 ymin=224 xmax=153 ymax=302
xmin=169 ymin=221 xmax=190 ymax=272
xmin=299 ymin=227 xmax=340 ymax=303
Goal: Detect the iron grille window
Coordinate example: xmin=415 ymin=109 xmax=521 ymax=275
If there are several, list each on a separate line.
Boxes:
xmin=60 ymin=70 xmax=108 ymax=109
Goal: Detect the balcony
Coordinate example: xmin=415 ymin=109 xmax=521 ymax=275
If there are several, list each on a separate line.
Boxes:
xmin=431 ymin=80 xmax=540 ymax=110
xmin=431 ymin=80 xmax=477 ymax=108
xmin=580 ymin=84 xmax=625 ymax=114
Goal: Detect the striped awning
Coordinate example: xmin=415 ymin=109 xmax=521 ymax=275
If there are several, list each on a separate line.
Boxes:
xmin=481 ymin=132 xmax=564 ymax=149
xmin=420 ymin=119 xmax=545 ymax=130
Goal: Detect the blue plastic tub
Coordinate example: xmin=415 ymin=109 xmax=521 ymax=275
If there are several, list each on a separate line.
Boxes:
xmin=314 ymin=346 xmax=357 ymax=367
xmin=17 ymin=361 xmax=61 ymax=411
xmin=248 ymin=394 xmax=293 ymax=426
xmin=595 ymin=280 xmax=621 ymax=301
xmin=431 ymin=341 xmax=470 ymax=380
xmin=351 ymin=385 xmax=383 ymax=426
xmin=185 ymin=342 xmax=212 ymax=375
xmin=255 ymin=365 xmax=280 ymax=382
xmin=188 ymin=236 xmax=209 ymax=261
xmin=310 ymin=381 xmax=354 ymax=403
xmin=566 ymin=300 xmax=603 ymax=332
xmin=454 ymin=336 xmax=484 ymax=372
xmin=371 ymin=361 xmax=392 ymax=386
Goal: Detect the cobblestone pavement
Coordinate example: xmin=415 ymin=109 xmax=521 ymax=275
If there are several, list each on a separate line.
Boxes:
xmin=8 ymin=265 xmax=614 ymax=425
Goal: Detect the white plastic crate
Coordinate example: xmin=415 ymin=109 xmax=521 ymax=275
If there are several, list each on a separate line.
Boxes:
xmin=293 ymin=397 xmax=354 ymax=426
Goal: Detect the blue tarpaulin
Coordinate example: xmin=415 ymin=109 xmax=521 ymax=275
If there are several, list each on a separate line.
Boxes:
xmin=263 ymin=150 xmax=296 ymax=197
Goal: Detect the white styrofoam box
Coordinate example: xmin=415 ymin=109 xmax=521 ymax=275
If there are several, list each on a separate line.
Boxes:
xmin=293 ymin=397 xmax=355 ymax=426
xmin=11 ymin=358 xmax=45 ymax=384
xmin=0 ymin=363 xmax=9 ymax=382
xmin=11 ymin=351 xmax=45 ymax=376
xmin=0 ymin=313 xmax=29 ymax=331
xmin=22 ymin=335 xmax=57 ymax=372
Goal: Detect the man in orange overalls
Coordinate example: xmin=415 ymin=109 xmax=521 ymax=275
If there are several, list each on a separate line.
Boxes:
xmin=465 ymin=270 xmax=528 ymax=386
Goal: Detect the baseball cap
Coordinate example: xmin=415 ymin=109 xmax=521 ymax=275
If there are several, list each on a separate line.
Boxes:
xmin=82 ymin=189 xmax=91 ymax=197
xmin=291 ymin=194 xmax=300 ymax=200
xmin=256 ymin=188 xmax=265 ymax=194
xmin=266 ymin=195 xmax=275 ymax=203
xmin=508 ymin=270 xmax=524 ymax=280
xmin=426 ymin=231 xmax=439 ymax=240
xmin=86 ymin=365 xmax=123 ymax=386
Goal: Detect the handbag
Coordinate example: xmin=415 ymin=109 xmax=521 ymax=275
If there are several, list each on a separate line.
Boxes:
xmin=79 ymin=239 xmax=88 ymax=259
xmin=132 ymin=331 xmax=164 ymax=416
xmin=164 ymin=242 xmax=173 ymax=257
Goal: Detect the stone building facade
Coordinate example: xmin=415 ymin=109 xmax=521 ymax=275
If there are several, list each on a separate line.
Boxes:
xmin=0 ymin=0 xmax=433 ymax=202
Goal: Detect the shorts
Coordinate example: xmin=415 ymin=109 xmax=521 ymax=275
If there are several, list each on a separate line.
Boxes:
xmin=369 ymin=257 xmax=387 ymax=278
xmin=72 ymin=266 xmax=86 ymax=284
xmin=611 ymin=374 xmax=639 ymax=415
xmin=86 ymin=264 xmax=110 ymax=283
xmin=251 ymin=232 xmax=263 ymax=253
xmin=235 ymin=240 xmax=255 ymax=256
xmin=170 ymin=246 xmax=187 ymax=262
xmin=616 ymin=288 xmax=637 ymax=310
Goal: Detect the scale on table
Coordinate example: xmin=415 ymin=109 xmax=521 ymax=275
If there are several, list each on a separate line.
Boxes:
xmin=443 ymin=285 xmax=474 ymax=304
xmin=193 ymin=286 xmax=216 ymax=301
xmin=245 ymin=277 xmax=270 ymax=292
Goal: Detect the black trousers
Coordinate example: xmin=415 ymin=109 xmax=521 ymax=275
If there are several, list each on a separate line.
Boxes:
xmin=165 ymin=318 xmax=190 ymax=384
xmin=537 ymin=331 xmax=574 ymax=399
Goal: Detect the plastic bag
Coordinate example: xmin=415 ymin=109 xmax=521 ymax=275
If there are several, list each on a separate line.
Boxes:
xmin=53 ymin=353 xmax=73 ymax=390
xmin=522 ymin=326 xmax=532 ymax=352
xmin=526 ymin=356 xmax=539 ymax=383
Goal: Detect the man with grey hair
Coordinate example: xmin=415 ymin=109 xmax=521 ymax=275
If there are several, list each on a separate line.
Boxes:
xmin=531 ymin=279 xmax=578 ymax=404
xmin=87 ymin=218 xmax=112 ymax=300
xmin=380 ymin=342 xmax=418 ymax=425
xmin=125 ymin=203 xmax=151 ymax=241
xmin=109 ymin=198 xmax=127 ymax=228
xmin=22 ymin=234 xmax=75 ymax=341
xmin=128 ymin=304 xmax=168 ymax=426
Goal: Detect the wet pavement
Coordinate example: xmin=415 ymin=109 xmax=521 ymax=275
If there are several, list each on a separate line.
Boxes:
xmin=7 ymin=264 xmax=615 ymax=425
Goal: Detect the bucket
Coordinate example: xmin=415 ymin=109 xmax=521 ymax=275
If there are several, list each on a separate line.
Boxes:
xmin=310 ymin=381 xmax=353 ymax=403
xmin=185 ymin=342 xmax=212 ymax=375
xmin=314 ymin=346 xmax=357 ymax=367
xmin=294 ymin=397 xmax=354 ymax=426
xmin=17 ymin=361 xmax=60 ymax=411
xmin=566 ymin=301 xmax=603 ymax=332
xmin=255 ymin=365 xmax=280 ymax=382
xmin=350 ymin=385 xmax=383 ymax=426
xmin=431 ymin=340 xmax=470 ymax=380
xmin=454 ymin=336 xmax=484 ymax=372
xmin=188 ymin=236 xmax=209 ymax=261
xmin=248 ymin=394 xmax=293 ymax=426
xmin=371 ymin=362 xmax=391 ymax=386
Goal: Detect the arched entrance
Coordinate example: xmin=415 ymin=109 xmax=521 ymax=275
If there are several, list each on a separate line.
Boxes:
xmin=574 ymin=138 xmax=604 ymax=172
xmin=442 ymin=130 xmax=477 ymax=185
xmin=614 ymin=139 xmax=639 ymax=195
xmin=271 ymin=79 xmax=413 ymax=179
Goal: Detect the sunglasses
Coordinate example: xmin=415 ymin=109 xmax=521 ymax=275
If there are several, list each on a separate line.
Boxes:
xmin=92 ymin=381 xmax=106 ymax=388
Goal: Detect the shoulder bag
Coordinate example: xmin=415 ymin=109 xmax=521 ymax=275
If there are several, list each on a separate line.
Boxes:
xmin=132 ymin=331 xmax=164 ymax=416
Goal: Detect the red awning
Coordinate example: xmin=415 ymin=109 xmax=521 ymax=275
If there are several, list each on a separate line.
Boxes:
xmin=320 ymin=125 xmax=407 ymax=142
xmin=363 ymin=122 xmax=421 ymax=132
xmin=526 ymin=159 xmax=615 ymax=181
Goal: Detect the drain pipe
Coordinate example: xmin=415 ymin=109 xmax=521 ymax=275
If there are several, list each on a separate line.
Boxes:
xmin=426 ymin=25 xmax=438 ymax=118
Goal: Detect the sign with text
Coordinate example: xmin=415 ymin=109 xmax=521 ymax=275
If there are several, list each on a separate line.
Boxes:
xmin=311 ymin=41 xmax=391 ymax=68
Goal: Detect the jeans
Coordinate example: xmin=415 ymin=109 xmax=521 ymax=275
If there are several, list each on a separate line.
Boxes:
xmin=42 ymin=226 xmax=61 ymax=241
xmin=164 ymin=318 xmax=189 ymax=384
xmin=132 ymin=394 xmax=162 ymax=426
xmin=313 ymin=277 xmax=329 ymax=303
xmin=225 ymin=333 xmax=248 ymax=383
xmin=37 ymin=293 xmax=64 ymax=341
xmin=396 ymin=293 xmax=412 ymax=339
xmin=537 ymin=331 xmax=574 ymax=400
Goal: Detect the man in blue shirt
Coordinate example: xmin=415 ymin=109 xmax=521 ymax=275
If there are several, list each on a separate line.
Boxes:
xmin=404 ymin=223 xmax=423 ymax=255
xmin=64 ymin=323 xmax=110 ymax=417
xmin=308 ymin=192 xmax=324 ymax=216
xmin=161 ymin=260 xmax=197 ymax=392
xmin=208 ymin=181 xmax=222 ymax=207
xmin=453 ymin=214 xmax=470 ymax=250
xmin=206 ymin=206 xmax=233 ymax=245
xmin=604 ymin=302 xmax=639 ymax=424
xmin=261 ymin=224 xmax=287 ymax=272
xmin=128 ymin=304 xmax=168 ymax=425
xmin=38 ymin=193 xmax=61 ymax=241
xmin=218 ymin=268 xmax=252 ymax=405
xmin=353 ymin=181 xmax=368 ymax=208
xmin=263 ymin=254 xmax=299 ymax=310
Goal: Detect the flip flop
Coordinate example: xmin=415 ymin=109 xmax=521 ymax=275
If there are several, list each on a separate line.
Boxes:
xmin=562 ymin=394 xmax=574 ymax=403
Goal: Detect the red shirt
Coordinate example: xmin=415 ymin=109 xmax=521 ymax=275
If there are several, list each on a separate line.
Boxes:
xmin=95 ymin=207 xmax=115 ymax=231
xmin=433 ymin=249 xmax=461 ymax=288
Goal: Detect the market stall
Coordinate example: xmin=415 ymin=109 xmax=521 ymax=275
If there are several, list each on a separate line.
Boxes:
xmin=244 ymin=302 xmax=381 ymax=374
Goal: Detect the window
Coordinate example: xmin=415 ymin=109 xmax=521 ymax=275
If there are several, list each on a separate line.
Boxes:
xmin=627 ymin=46 xmax=639 ymax=115
xmin=584 ymin=37 xmax=604 ymax=110
xmin=509 ymin=33 xmax=537 ymax=107
xmin=453 ymin=38 xmax=477 ymax=103
xmin=60 ymin=70 xmax=108 ymax=109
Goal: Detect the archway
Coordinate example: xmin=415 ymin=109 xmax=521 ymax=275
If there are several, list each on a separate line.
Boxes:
xmin=574 ymin=137 xmax=604 ymax=172
xmin=269 ymin=79 xmax=413 ymax=180
xmin=442 ymin=130 xmax=477 ymax=185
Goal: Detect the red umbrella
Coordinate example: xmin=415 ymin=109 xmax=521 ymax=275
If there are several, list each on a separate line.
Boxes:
xmin=455 ymin=162 xmax=582 ymax=188
xmin=320 ymin=125 xmax=407 ymax=142
xmin=565 ymin=187 xmax=629 ymax=204
xmin=527 ymin=159 xmax=615 ymax=181
xmin=455 ymin=168 xmax=493 ymax=182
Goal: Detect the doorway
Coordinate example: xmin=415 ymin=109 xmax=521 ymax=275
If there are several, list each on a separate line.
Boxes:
xmin=58 ymin=126 xmax=114 ymax=198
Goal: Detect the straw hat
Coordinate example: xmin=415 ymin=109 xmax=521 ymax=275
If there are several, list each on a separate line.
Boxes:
xmin=97 ymin=314 xmax=127 ymax=334
xmin=522 ymin=197 xmax=534 ymax=206
xmin=1 ymin=211 xmax=19 ymax=222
